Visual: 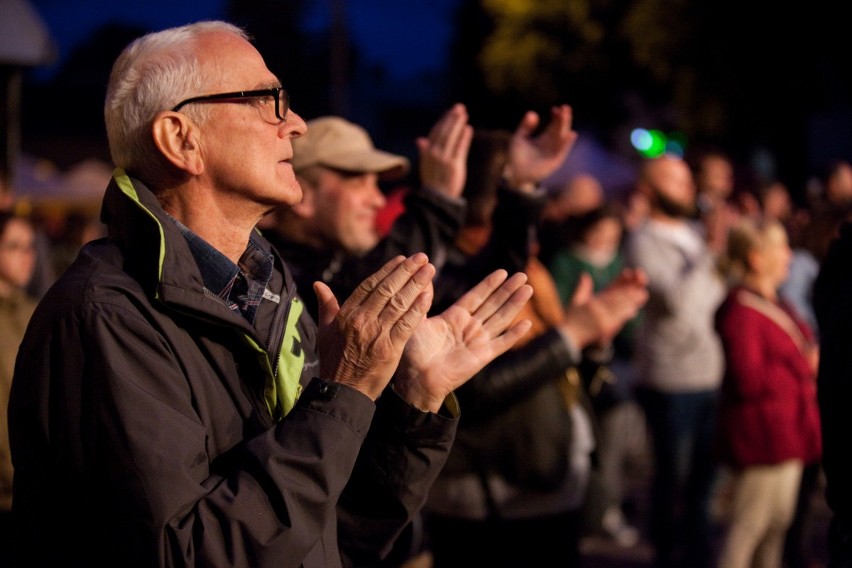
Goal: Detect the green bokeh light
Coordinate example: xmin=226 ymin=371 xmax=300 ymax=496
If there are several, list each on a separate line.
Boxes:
xmin=630 ymin=128 xmax=687 ymax=158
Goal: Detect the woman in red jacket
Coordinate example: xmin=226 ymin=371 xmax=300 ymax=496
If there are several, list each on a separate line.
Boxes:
xmin=715 ymin=218 xmax=821 ymax=568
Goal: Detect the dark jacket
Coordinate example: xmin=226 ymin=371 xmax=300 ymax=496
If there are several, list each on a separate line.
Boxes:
xmin=427 ymin=255 xmax=586 ymax=521
xmin=813 ymin=220 xmax=852 ymax=567
xmin=8 ymin=171 xmax=458 ymax=568
xmin=429 ymin=187 xmax=583 ymax=489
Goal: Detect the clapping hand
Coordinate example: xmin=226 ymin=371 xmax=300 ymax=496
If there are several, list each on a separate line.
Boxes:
xmin=560 ymin=268 xmax=649 ymax=349
xmin=314 ymin=253 xmax=436 ymax=400
xmin=503 ymin=104 xmax=578 ymax=191
xmin=416 ymin=103 xmax=474 ymax=200
xmin=393 ymin=269 xmax=533 ymax=413
xmin=315 ymin=256 xmax=533 ymax=413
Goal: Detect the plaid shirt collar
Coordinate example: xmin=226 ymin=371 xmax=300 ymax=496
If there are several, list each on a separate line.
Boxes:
xmin=166 ymin=215 xmax=273 ymax=324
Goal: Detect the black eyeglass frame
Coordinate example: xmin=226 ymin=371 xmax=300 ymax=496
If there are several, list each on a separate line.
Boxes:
xmin=171 ymin=87 xmax=289 ymax=122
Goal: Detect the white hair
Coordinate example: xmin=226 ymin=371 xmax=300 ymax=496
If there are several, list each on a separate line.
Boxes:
xmin=104 ymin=21 xmax=249 ymax=186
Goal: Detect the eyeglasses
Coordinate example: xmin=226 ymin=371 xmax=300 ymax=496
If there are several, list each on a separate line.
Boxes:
xmin=171 ymin=87 xmax=289 ymax=122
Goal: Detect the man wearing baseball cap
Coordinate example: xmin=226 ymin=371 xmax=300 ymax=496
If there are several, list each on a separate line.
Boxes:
xmin=264 ymin=103 xmax=580 ymax=325
xmin=289 ymin=116 xmax=411 ymax=179
xmin=263 ymin=104 xmax=473 ymax=320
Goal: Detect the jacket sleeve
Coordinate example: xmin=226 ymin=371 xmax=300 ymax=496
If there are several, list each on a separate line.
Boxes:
xmin=336 ymin=389 xmax=458 ymax=566
xmin=385 ymin=187 xmax=467 ymax=272
xmin=485 ymin=183 xmax=546 ymax=275
xmin=454 ymin=183 xmax=544 ymax=283
xmin=453 ymin=328 xmax=578 ymax=423
xmin=10 ymin=301 xmax=375 ymax=568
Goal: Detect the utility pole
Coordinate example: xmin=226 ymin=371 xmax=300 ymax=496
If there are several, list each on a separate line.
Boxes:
xmin=329 ymin=0 xmax=349 ymax=117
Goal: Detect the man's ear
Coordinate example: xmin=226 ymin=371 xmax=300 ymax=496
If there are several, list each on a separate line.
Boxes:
xmin=152 ymin=111 xmax=204 ymax=175
xmin=291 ymin=175 xmax=316 ymax=218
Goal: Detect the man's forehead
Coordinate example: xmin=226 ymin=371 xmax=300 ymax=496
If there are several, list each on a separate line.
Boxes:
xmin=197 ymin=32 xmax=275 ymax=87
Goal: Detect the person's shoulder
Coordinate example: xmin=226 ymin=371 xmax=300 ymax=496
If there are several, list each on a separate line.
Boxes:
xmin=624 ymin=222 xmax=663 ymax=252
xmin=789 ymin=249 xmax=819 ymax=272
xmin=548 ymin=247 xmax=582 ymax=266
xmin=715 ymin=287 xmax=751 ymax=324
xmin=40 ymin=239 xmax=141 ymax=315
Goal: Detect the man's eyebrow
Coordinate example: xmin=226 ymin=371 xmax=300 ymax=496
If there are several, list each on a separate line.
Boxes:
xmin=255 ymin=80 xmax=282 ymax=90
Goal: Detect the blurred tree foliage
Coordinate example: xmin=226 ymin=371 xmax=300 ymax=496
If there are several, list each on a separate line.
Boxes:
xmin=448 ymin=0 xmax=852 ymax=187
xmin=22 ymin=23 xmax=148 ymax=167
xmin=18 ymin=0 xmax=852 ymax=190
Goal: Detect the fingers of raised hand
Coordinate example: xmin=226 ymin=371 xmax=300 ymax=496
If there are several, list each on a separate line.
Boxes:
xmin=453 ymin=271 xmax=533 ymax=335
xmin=314 ymin=281 xmax=341 ymax=327
xmin=596 ymin=284 xmax=647 ymax=324
xmin=541 ymin=105 xmax=578 ymax=153
xmin=514 ymin=110 xmax=540 ymax=139
xmin=479 ymin=280 xmax=533 ymax=337
xmin=452 ymin=123 xmax=474 ymax=162
xmin=570 ymin=272 xmax=594 ymax=306
xmin=487 ymin=318 xmax=534 ymax=357
xmin=427 ymin=104 xmax=470 ymax=158
xmin=340 ymin=255 xmax=409 ymax=313
xmin=452 ymin=269 xmax=510 ymax=313
xmin=617 ymin=268 xmax=648 ymax=289
xmin=549 ymin=104 xmax=573 ymax=131
xmin=379 ymin=265 xmax=435 ymax=345
xmin=341 ymin=253 xmax=435 ymax=333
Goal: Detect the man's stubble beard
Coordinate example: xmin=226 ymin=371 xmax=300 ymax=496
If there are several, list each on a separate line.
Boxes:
xmin=654 ymin=190 xmax=697 ymax=219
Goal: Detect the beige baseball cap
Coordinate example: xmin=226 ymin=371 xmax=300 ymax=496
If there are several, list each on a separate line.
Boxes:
xmin=291 ymin=116 xmax=410 ymax=179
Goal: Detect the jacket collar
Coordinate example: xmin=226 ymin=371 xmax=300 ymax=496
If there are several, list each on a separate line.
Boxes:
xmin=99 ymin=169 xmax=290 ymax=331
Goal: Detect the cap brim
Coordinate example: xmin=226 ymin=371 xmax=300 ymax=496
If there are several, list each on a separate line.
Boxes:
xmin=321 ymin=149 xmax=410 ymax=180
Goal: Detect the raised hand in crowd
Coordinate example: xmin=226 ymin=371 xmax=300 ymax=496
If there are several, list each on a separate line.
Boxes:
xmin=503 ymin=104 xmax=579 ymax=191
xmin=416 ymin=103 xmax=474 ymax=200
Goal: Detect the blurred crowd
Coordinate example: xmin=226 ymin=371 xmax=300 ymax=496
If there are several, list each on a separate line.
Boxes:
xmin=6 ymin=141 xmax=845 ymax=568
xmin=2 ymin=49 xmax=851 ymax=568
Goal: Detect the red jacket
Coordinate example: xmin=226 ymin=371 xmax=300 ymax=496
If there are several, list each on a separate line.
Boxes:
xmin=715 ymin=286 xmax=822 ymax=467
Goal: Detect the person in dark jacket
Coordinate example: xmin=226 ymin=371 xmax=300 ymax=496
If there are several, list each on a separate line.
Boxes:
xmin=6 ymin=21 xmax=536 ymax=568
xmin=423 ymin=129 xmax=648 ymax=568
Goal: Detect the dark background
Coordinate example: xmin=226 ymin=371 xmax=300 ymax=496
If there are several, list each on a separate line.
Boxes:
xmin=20 ymin=0 xmax=852 ymax=201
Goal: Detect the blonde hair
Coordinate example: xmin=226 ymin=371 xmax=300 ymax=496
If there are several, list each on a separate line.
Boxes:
xmin=718 ymin=218 xmax=788 ymax=284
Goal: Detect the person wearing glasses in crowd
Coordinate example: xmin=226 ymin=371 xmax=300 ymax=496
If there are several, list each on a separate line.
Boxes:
xmin=0 ymin=210 xmax=38 ymax=564
xmin=7 ymin=21 xmax=535 ymax=568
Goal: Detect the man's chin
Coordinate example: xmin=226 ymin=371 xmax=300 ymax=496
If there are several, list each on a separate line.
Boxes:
xmin=276 ymin=179 xmax=303 ymax=206
xmin=347 ymin=237 xmax=380 ymax=257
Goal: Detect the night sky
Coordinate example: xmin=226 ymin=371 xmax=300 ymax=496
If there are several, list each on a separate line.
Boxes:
xmin=20 ymin=0 xmax=852 ymax=196
xmin=29 ymin=0 xmax=459 ymax=82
